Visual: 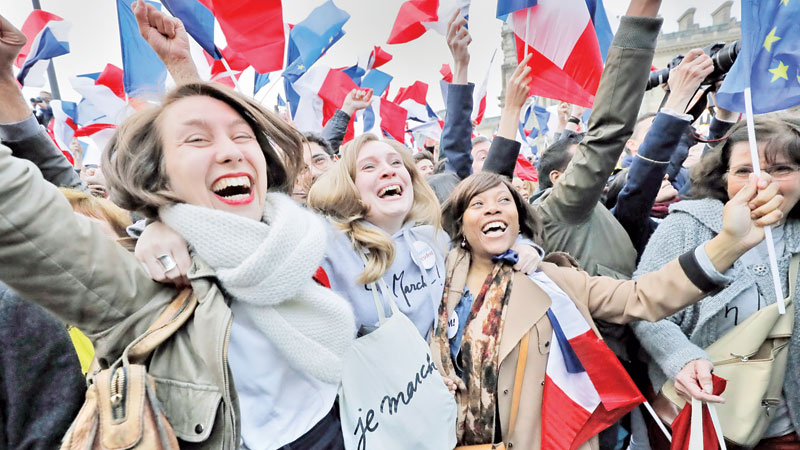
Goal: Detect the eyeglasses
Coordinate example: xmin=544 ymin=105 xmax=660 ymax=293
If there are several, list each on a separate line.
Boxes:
xmin=728 ymin=164 xmax=800 ymax=179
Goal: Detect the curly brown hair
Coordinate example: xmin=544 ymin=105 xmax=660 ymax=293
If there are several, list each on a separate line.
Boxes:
xmin=441 ymin=172 xmax=543 ymax=249
xmin=688 ymin=113 xmax=800 ymax=218
xmin=103 ymin=82 xmax=305 ymax=218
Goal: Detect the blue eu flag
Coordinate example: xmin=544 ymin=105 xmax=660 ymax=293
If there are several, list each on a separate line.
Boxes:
xmin=716 ymin=0 xmax=800 ymax=114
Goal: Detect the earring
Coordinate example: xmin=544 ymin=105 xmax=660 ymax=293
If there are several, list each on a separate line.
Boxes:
xmin=460 ymin=237 xmax=467 ymax=249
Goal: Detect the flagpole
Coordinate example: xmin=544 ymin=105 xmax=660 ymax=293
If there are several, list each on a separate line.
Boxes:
xmin=31 ymin=0 xmax=62 ymax=99
xmin=744 ymin=87 xmax=786 ymax=315
xmin=523 ymin=8 xmax=531 ymax=58
xmin=220 ymin=56 xmax=245 ymax=96
xmin=258 ymin=73 xmax=284 ymax=105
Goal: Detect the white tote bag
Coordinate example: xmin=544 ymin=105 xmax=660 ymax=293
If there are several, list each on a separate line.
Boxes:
xmin=338 ymin=276 xmax=457 ymax=450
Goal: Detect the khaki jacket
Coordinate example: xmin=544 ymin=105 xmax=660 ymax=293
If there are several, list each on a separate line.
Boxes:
xmin=0 ymin=143 xmax=239 ymax=449
xmin=430 ymin=248 xmax=708 ymax=449
xmin=536 ymin=15 xmax=664 ymax=280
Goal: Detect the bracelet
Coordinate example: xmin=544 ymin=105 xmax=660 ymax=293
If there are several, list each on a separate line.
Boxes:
xmin=634 ymin=153 xmax=670 ymax=165
xmin=567 ymin=116 xmax=581 ymax=125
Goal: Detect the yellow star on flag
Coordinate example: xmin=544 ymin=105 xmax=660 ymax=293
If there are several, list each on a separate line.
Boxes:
xmin=764 ymin=27 xmax=781 ymax=51
xmin=297 ymin=64 xmax=305 ymax=71
xmin=780 ymin=0 xmax=789 ymax=5
xmin=769 ymin=60 xmax=789 ymax=82
xmin=329 ymin=36 xmax=334 ymax=43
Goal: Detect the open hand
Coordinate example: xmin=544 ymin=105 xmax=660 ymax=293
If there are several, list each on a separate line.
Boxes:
xmin=504 ymin=53 xmax=533 ymax=111
xmin=446 ymin=10 xmax=470 ymax=84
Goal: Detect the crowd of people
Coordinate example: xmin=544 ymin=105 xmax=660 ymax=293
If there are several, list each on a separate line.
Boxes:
xmin=1 ymin=0 xmax=799 ymax=449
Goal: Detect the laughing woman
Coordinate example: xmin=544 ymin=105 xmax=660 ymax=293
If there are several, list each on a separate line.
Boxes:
xmin=0 ymin=14 xmax=354 ymax=450
xmin=432 ymin=170 xmax=784 ymax=449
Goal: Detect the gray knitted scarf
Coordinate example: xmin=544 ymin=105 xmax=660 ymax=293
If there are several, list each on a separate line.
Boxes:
xmin=160 ymin=193 xmax=355 ymax=383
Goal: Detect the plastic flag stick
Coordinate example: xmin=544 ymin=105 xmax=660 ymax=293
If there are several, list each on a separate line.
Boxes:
xmin=220 ymin=56 xmax=244 ymax=96
xmin=744 ymin=87 xmax=786 ymax=315
xmin=642 ymin=401 xmax=671 ymax=442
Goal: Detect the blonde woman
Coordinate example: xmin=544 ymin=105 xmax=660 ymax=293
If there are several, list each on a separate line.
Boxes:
xmin=308 ymin=134 xmax=446 ymax=338
xmin=306 ymin=134 xmax=542 ymax=339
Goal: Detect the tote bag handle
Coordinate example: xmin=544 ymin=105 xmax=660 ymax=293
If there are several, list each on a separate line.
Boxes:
xmin=688 ymin=398 xmax=727 ymax=450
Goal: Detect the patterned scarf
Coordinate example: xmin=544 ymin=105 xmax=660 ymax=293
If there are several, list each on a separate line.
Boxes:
xmin=433 ymin=253 xmax=514 ymax=445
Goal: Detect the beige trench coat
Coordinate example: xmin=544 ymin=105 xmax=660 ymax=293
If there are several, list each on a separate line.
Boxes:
xmin=430 ymin=248 xmax=708 ymax=449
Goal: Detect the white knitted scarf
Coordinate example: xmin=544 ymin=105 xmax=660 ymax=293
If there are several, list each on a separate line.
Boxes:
xmin=159 ymin=193 xmax=354 ymax=384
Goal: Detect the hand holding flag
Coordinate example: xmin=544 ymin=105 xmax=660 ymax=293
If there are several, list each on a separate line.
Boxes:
xmin=132 ymin=0 xmax=199 ymax=83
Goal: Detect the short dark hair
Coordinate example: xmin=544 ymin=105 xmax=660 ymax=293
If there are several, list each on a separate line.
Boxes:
xmin=442 ymin=172 xmax=543 ymax=248
xmin=413 ymin=149 xmax=434 ymax=163
xmin=536 ymin=131 xmax=583 ymax=190
xmin=689 ymin=113 xmax=800 ymax=218
xmin=302 ymin=132 xmax=335 ymax=156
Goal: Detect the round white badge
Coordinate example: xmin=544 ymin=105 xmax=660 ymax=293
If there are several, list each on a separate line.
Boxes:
xmin=412 ymin=241 xmax=436 ymax=270
xmin=447 ymin=314 xmax=459 ymax=339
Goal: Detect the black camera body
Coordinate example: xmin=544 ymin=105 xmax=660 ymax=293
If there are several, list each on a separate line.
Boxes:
xmin=30 ymin=97 xmax=44 ymax=104
xmin=646 ymin=40 xmax=741 ymax=91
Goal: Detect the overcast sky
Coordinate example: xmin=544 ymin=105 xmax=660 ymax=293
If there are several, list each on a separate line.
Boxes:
xmin=6 ymin=0 xmax=741 ymax=119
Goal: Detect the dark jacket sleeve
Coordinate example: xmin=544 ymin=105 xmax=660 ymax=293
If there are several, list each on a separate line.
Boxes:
xmin=0 ymin=286 xmax=85 ymax=450
xmin=612 ymin=112 xmax=690 ymax=255
xmin=482 ymin=136 xmax=521 ymax=178
xmin=539 ymin=16 xmax=663 ymax=225
xmin=704 ymin=116 xmax=736 ymax=153
xmin=321 ymin=109 xmax=352 ymax=155
xmin=0 ymin=116 xmax=85 ymax=190
xmin=666 ymin=128 xmax=694 ymax=181
xmin=440 ymin=83 xmax=475 ymax=180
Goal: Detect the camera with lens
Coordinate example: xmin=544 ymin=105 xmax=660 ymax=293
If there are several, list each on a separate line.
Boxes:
xmin=646 ymin=40 xmax=741 ymax=91
xmin=30 ymin=96 xmax=44 ymax=104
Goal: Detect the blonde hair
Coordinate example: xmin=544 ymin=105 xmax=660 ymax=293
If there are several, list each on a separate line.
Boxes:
xmin=59 ymin=187 xmax=133 ymax=238
xmin=103 ymin=82 xmax=304 ymax=218
xmin=308 ymin=134 xmax=441 ymax=284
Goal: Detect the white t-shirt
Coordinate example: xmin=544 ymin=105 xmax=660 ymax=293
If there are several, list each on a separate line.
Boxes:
xmin=228 ymin=301 xmax=338 ymax=450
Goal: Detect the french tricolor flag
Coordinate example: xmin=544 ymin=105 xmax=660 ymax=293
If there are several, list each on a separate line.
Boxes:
xmin=363 ymin=97 xmax=408 ymax=143
xmin=387 ymin=0 xmax=470 ymax=44
xmin=70 ymin=65 xmax=134 ymax=125
xmin=508 ymin=0 xmax=603 ymax=107
xmin=15 ymin=12 xmax=71 ymax=88
xmin=393 ymin=81 xmax=438 ymax=123
xmin=50 ymin=100 xmax=79 ymax=150
xmin=528 ymin=271 xmax=644 ymax=450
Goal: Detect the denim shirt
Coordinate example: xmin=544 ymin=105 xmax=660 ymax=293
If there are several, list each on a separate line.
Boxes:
xmin=448 ymin=287 xmax=474 ymax=377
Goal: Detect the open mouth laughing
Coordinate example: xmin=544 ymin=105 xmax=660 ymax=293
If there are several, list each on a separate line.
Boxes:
xmin=377 ymin=184 xmax=404 ymax=199
xmin=211 ymin=174 xmax=254 ymax=205
xmin=481 ymin=220 xmax=508 ymax=237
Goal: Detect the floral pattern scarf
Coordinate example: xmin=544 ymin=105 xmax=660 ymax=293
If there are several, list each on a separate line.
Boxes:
xmin=433 ymin=254 xmax=514 ymax=445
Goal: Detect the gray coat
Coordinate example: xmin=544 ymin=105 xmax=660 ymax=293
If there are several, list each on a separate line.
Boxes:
xmin=631 ymin=198 xmax=800 ymax=432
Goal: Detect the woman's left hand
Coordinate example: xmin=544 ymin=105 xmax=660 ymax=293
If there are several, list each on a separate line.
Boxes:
xmin=512 ymin=244 xmax=542 ymax=274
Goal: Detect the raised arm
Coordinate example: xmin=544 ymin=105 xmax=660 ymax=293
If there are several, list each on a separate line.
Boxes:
xmin=612 ymin=49 xmax=713 ymax=253
xmin=540 ymin=1 xmax=663 ymax=223
xmin=482 ymin=54 xmax=532 ymax=178
xmin=133 ymin=0 xmax=200 ymax=84
xmin=440 ymin=11 xmax=475 ymax=180
xmin=322 ymin=88 xmax=372 ymax=153
xmin=0 ymin=13 xmax=161 ymax=334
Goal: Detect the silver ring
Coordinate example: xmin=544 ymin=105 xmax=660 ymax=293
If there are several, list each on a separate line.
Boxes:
xmin=157 ymin=254 xmax=177 ymax=273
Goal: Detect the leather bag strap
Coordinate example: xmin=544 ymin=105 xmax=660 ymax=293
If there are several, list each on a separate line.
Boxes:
xmin=507 ymin=331 xmax=530 ymax=436
xmin=124 ymin=288 xmax=196 ymax=364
